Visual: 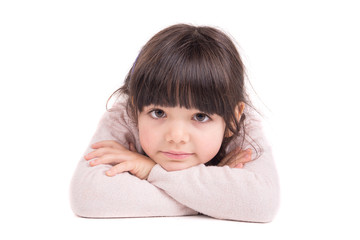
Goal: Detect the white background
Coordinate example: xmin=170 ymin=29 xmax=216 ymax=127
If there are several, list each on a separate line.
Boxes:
xmin=1 ymin=0 xmax=359 ymax=239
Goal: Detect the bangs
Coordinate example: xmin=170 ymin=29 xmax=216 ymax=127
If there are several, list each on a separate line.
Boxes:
xmin=132 ymin=42 xmax=233 ymax=116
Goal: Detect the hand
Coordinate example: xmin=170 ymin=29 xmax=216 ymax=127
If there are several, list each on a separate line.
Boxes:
xmin=84 ymin=140 xmax=156 ymax=180
xmin=218 ymin=148 xmax=252 ymax=168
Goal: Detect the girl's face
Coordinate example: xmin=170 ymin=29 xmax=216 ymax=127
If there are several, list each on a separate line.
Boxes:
xmin=138 ymin=105 xmax=226 ymax=171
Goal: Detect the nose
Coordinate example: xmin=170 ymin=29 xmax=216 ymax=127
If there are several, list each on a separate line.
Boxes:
xmin=165 ymin=122 xmax=190 ymax=144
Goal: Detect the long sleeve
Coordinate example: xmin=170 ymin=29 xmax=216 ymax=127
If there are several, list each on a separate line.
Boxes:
xmin=70 ymin=102 xmax=197 ymax=218
xmin=147 ymin=117 xmax=280 ymax=223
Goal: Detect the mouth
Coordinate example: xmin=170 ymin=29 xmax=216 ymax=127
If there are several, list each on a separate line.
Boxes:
xmin=161 ymin=151 xmax=194 ymax=160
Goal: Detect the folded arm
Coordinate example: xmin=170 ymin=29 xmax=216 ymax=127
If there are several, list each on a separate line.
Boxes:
xmin=70 ymin=103 xmax=197 ymax=218
xmin=70 ymin=159 xmax=196 ymax=218
xmin=147 ymin=120 xmax=280 ymax=223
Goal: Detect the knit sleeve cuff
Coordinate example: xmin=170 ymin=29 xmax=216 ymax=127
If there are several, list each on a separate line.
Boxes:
xmin=147 ymin=164 xmax=165 ymax=182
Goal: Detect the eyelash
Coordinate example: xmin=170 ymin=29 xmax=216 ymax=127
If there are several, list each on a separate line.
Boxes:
xmin=148 ymin=109 xmax=212 ymax=123
xmin=193 ymin=113 xmax=211 ymax=122
xmin=149 ymin=109 xmax=166 ymax=119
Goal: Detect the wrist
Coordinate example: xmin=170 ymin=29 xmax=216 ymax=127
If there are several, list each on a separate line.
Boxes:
xmin=145 ymin=162 xmax=156 ymax=180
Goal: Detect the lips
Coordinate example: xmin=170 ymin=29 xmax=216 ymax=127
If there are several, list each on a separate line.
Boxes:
xmin=161 ymin=151 xmax=194 ymax=160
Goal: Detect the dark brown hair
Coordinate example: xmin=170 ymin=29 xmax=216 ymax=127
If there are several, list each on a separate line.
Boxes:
xmin=111 ymin=24 xmax=256 ymax=165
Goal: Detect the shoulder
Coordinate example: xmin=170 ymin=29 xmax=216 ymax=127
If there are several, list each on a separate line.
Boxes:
xmin=96 ymin=97 xmax=140 ymax=147
xmin=104 ymin=97 xmax=136 ymax=129
xmin=226 ymin=108 xmax=277 ymax=180
xmin=227 ymin=107 xmax=269 ymax=160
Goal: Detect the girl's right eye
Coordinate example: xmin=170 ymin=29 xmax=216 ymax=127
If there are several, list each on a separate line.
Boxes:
xmin=149 ymin=109 xmax=166 ymax=119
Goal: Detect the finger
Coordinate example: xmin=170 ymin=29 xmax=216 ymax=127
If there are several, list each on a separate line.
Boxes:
xmin=84 ymin=147 xmax=114 ymax=160
xmin=222 ymin=149 xmax=249 ymax=168
xmin=236 ymin=149 xmax=252 ymax=163
xmin=89 ymin=153 xmax=127 ymax=166
xmin=232 ymin=149 xmax=253 ymax=168
xmin=91 ymin=140 xmax=125 ymax=149
xmin=106 ymin=161 xmax=133 ymax=177
xmin=129 ymin=142 xmax=137 ymax=152
xmin=235 ymin=163 xmax=244 ymax=168
xmin=218 ymin=147 xmax=241 ymax=166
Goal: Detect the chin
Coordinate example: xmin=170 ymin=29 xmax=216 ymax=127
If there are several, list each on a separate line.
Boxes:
xmin=160 ymin=162 xmax=193 ymax=172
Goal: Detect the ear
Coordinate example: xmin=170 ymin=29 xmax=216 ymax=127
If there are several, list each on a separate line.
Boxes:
xmin=224 ymin=102 xmax=245 ymax=138
xmin=235 ymin=102 xmax=245 ymax=122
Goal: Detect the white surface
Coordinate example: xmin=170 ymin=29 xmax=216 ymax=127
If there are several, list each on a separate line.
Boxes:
xmin=1 ymin=0 xmax=359 ymax=239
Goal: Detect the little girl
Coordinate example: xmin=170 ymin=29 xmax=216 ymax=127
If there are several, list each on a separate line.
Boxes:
xmin=70 ymin=24 xmax=279 ymax=222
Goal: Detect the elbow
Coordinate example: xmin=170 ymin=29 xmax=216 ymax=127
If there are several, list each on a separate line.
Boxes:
xmin=213 ymin=189 xmax=279 ymax=223
xmin=232 ymin=192 xmax=279 ymax=223
xmin=70 ymin=183 xmax=112 ymax=218
xmin=212 ymin=185 xmax=280 ymax=223
xmin=244 ymin=180 xmax=280 ymax=223
xmin=70 ymin=195 xmax=91 ymax=218
xmin=69 ymin=171 xmax=110 ymax=218
xmin=69 ymin=167 xmax=148 ymax=218
xmin=248 ymin=193 xmax=280 ymax=223
xmin=69 ymin=161 xmax=122 ymax=218
xmin=230 ymin=176 xmax=280 ymax=223
xmin=69 ymin=178 xmax=95 ymax=218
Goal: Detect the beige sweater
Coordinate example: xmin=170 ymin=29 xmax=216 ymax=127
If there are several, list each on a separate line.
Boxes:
xmin=70 ymin=101 xmax=279 ymax=222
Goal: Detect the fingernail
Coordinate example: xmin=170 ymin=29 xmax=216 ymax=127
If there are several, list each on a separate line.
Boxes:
xmin=106 ymin=170 xmax=114 ymax=177
xmin=247 ymin=149 xmax=252 ymax=156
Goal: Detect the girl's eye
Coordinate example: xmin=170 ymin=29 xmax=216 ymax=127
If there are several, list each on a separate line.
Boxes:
xmin=150 ymin=109 xmax=166 ymax=119
xmin=194 ymin=113 xmax=210 ymax=122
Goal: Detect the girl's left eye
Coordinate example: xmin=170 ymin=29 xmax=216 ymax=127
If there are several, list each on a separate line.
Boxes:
xmin=194 ymin=113 xmax=211 ymax=122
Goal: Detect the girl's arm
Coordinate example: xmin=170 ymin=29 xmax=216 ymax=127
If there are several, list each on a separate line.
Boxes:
xmin=146 ymin=119 xmax=280 ymax=223
xmin=70 ymin=160 xmax=196 ymax=218
xmin=70 ymin=102 xmax=197 ymax=218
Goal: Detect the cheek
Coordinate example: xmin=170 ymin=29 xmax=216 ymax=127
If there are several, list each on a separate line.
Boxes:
xmin=138 ymin=124 xmax=158 ymax=156
xmin=196 ymin=127 xmax=225 ymax=164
